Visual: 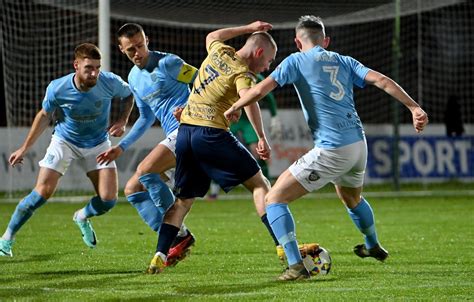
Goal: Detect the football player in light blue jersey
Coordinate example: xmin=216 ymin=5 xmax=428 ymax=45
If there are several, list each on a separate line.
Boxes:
xmin=96 ymin=23 xmax=198 ymax=267
xmin=225 ymin=15 xmax=428 ymax=280
xmin=0 ymin=43 xmax=133 ymax=257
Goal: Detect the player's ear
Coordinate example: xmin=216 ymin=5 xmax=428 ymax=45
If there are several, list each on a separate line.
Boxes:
xmin=73 ymin=59 xmax=79 ymax=70
xmin=294 ymin=37 xmax=303 ymax=51
xmin=323 ymin=36 xmax=331 ymax=48
xmin=145 ymin=35 xmax=149 ymax=46
xmin=255 ymin=47 xmax=264 ymax=58
xmin=118 ymin=44 xmax=125 ymax=54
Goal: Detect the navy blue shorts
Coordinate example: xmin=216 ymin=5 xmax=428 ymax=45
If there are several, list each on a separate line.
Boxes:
xmin=174 ymin=124 xmax=260 ymax=199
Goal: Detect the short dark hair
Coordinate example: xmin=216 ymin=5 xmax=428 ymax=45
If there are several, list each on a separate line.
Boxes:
xmin=296 ymin=15 xmax=325 ymax=42
xmin=117 ymin=23 xmax=144 ymax=42
xmin=74 ymin=43 xmax=101 ymax=60
xmin=248 ymin=31 xmax=277 ymax=50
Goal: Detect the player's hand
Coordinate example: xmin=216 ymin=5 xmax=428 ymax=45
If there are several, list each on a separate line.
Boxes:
xmin=108 ymin=120 xmax=127 ymax=137
xmin=9 ymin=147 xmax=27 ymax=167
xmin=224 ymin=106 xmax=241 ymax=123
xmin=96 ymin=146 xmax=123 ymax=165
xmin=247 ymin=21 xmax=273 ymax=33
xmin=412 ymin=107 xmax=428 ymax=133
xmin=270 ymin=116 xmax=284 ymax=142
xmin=173 ymin=107 xmax=184 ymax=122
xmin=256 ymin=137 xmax=271 ymax=160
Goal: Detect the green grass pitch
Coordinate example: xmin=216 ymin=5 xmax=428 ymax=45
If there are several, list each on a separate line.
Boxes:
xmin=0 ymin=194 xmax=473 ymax=300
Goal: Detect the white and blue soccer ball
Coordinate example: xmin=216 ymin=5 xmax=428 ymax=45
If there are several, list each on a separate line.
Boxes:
xmin=302 ymin=246 xmax=332 ymax=276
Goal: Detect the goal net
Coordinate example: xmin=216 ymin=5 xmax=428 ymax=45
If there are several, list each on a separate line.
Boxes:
xmin=1 ymin=0 xmax=473 ymax=195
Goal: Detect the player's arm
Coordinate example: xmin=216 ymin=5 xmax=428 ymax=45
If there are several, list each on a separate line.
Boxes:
xmin=224 ymin=76 xmax=278 ymax=122
xmin=176 ymin=63 xmax=198 ymax=84
xmin=239 ymin=89 xmax=271 ymax=160
xmin=163 ymin=55 xmax=198 ymax=85
xmin=109 ymin=94 xmax=134 ymax=137
xmin=205 ymin=21 xmax=273 ymax=49
xmin=97 ymin=104 xmax=155 ymax=165
xmin=9 ymin=109 xmax=52 ymax=167
xmin=365 ymin=70 xmax=428 ymax=133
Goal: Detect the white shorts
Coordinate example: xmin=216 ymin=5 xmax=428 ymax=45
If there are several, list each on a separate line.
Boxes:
xmin=159 ymin=128 xmax=178 ymax=188
xmin=289 ymin=140 xmax=367 ymax=192
xmin=39 ymin=135 xmax=116 ymax=175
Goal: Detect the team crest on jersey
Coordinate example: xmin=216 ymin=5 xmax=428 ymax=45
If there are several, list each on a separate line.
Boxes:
xmin=95 ymin=100 xmax=102 ymax=108
xmin=308 ymin=170 xmax=320 ymax=182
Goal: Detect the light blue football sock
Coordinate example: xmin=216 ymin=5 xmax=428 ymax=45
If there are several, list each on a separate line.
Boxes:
xmin=83 ymin=196 xmax=116 ymax=218
xmin=347 ymin=197 xmax=379 ymax=249
xmin=127 ymin=191 xmax=163 ymax=232
xmin=138 ymin=173 xmax=175 ymax=213
xmin=266 ymin=203 xmax=301 ymax=266
xmin=7 ymin=190 xmax=47 ymax=237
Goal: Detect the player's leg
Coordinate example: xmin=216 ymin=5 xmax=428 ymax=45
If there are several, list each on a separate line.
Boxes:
xmin=264 ymin=169 xmax=311 ymax=280
xmin=1 ymin=136 xmax=72 ymax=256
xmin=71 ymin=167 xmax=117 ymax=248
xmin=136 ymin=143 xmax=176 ymax=214
xmin=333 ymin=139 xmax=388 ymax=261
xmin=197 ymin=128 xmax=279 ymax=249
xmin=267 ymin=146 xmax=342 ymax=280
xmin=0 ymin=167 xmax=61 ymax=256
xmin=147 ymin=197 xmax=196 ymax=273
xmin=124 ymin=173 xmax=163 ymax=231
xmin=73 ymin=140 xmax=118 ymax=248
xmin=127 ymin=161 xmax=195 ymax=263
xmin=241 ymin=170 xmax=280 ymax=243
xmin=147 ymin=125 xmax=207 ymax=273
xmin=335 ymin=186 xmax=388 ymax=261
xmin=133 ymin=131 xmax=195 ymax=256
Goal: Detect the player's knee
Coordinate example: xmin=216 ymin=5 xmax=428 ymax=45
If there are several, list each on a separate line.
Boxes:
xmin=34 ymin=184 xmax=55 ymax=200
xmin=136 ymin=161 xmax=153 ymax=177
xmin=265 ymin=190 xmax=282 ymax=205
xmin=171 ymin=198 xmax=193 ymax=215
xmin=124 ymin=179 xmax=144 ymax=196
xmin=336 ymin=188 xmax=361 ymax=208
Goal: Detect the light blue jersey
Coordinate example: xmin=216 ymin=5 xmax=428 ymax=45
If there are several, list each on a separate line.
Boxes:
xmin=118 ymin=51 xmax=195 ymax=151
xmin=42 ymin=71 xmax=131 ymax=148
xmin=270 ymin=46 xmax=370 ymax=148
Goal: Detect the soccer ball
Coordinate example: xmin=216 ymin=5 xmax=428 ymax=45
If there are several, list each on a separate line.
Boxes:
xmin=302 ymin=246 xmax=332 ymax=276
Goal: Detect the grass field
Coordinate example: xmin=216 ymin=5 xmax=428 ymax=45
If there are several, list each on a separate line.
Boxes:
xmin=1 ymin=193 xmax=473 ymax=301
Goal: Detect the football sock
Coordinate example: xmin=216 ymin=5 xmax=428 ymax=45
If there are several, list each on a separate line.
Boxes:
xmin=138 ymin=173 xmax=175 ymax=213
xmin=261 ymin=213 xmax=280 ymax=246
xmin=266 ymin=203 xmax=301 ymax=266
xmin=127 ymin=191 xmax=163 ymax=232
xmin=156 ymin=223 xmax=180 ymax=254
xmin=5 ymin=190 xmax=47 ymax=239
xmin=347 ymin=197 xmax=378 ymax=249
xmin=83 ymin=196 xmax=116 ymax=218
xmin=177 ymin=224 xmax=188 ymax=237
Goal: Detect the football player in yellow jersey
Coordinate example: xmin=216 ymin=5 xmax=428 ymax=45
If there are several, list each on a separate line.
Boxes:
xmin=146 ymin=21 xmax=285 ymax=274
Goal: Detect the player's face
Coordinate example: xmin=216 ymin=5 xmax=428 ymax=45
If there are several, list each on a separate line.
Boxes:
xmin=74 ymin=58 xmax=101 ymax=89
xmin=119 ymin=32 xmax=149 ymax=68
xmin=253 ymin=46 xmax=276 ymax=73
